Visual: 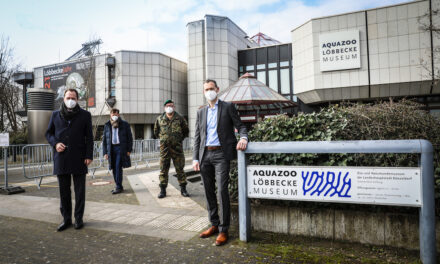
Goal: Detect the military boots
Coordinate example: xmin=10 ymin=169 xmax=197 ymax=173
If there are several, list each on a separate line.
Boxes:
xmin=181 ymin=185 xmax=190 ymax=197
xmin=158 ymin=185 xmax=166 ymax=198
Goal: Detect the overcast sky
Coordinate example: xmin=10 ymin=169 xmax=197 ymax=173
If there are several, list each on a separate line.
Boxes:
xmin=0 ymin=0 xmax=410 ymax=70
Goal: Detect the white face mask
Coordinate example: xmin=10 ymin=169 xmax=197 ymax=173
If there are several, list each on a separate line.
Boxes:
xmin=111 ymin=116 xmax=118 ymax=121
xmin=204 ymin=90 xmax=217 ymax=101
xmin=64 ymin=99 xmax=77 ymax=109
xmin=165 ymin=107 xmax=174 ymax=114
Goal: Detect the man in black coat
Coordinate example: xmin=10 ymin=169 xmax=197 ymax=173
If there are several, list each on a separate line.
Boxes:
xmin=193 ymin=79 xmax=248 ymax=246
xmin=45 ymin=88 xmax=93 ymax=231
xmin=102 ymin=108 xmax=133 ymax=194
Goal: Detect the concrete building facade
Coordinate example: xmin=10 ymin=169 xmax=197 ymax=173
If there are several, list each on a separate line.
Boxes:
xmin=187 ymin=15 xmax=257 ymax=136
xmin=291 ymin=0 xmax=440 ymax=114
xmin=33 ymin=51 xmax=187 ymax=139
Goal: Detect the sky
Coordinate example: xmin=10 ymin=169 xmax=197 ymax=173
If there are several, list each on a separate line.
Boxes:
xmin=0 ymin=0 xmax=411 ymax=70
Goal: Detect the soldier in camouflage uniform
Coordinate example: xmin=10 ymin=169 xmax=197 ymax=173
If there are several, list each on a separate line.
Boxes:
xmin=154 ymin=99 xmax=190 ymax=198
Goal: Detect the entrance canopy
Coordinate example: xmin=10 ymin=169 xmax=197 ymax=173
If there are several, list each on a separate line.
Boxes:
xmin=218 ymin=73 xmax=296 ymax=121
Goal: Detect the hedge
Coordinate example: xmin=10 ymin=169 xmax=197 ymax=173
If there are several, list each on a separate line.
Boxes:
xmin=228 ymin=100 xmax=440 ymax=215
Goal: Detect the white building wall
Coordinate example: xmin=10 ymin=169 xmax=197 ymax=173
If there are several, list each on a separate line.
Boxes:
xmin=33 ymin=68 xmax=43 ymax=89
xmin=292 ymin=0 xmax=438 ymax=104
xmin=89 ymin=54 xmax=108 ymax=117
xmin=187 ymin=15 xmax=256 ymax=137
xmin=367 ymin=1 xmax=432 ymax=97
xmin=112 ymin=51 xmax=187 ymax=118
xmin=187 ymin=20 xmax=206 ymax=138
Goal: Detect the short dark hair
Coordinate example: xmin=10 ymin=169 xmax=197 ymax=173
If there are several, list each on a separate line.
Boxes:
xmin=204 ymin=79 xmax=218 ymax=88
xmin=110 ymin=108 xmax=120 ymax=114
xmin=64 ymin=88 xmax=78 ymax=99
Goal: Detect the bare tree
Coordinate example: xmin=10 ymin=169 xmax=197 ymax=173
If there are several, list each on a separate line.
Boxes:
xmin=419 ymin=5 xmax=440 ymax=82
xmin=0 ymin=36 xmax=22 ymax=132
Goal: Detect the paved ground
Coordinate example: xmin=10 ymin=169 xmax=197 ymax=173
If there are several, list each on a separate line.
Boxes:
xmin=0 ymin=158 xmax=425 ymax=263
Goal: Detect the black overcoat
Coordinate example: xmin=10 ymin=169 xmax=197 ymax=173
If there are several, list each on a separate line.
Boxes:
xmin=45 ymin=108 xmax=94 ymax=175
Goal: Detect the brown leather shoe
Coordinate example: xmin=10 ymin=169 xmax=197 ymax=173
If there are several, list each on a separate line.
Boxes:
xmin=215 ymin=232 xmax=228 ymax=246
xmin=199 ymin=226 xmax=219 ymax=238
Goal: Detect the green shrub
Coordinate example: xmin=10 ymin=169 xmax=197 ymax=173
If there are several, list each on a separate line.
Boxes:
xmin=229 ymin=100 xmax=440 ymax=215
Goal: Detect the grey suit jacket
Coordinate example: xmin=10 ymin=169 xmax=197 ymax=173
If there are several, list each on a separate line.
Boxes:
xmin=193 ymin=100 xmax=248 ymax=163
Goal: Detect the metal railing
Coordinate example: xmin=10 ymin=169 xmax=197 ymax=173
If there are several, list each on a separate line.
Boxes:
xmin=237 ymin=140 xmax=436 ymax=264
xmin=141 ymin=139 xmax=161 ymax=168
xmin=22 ymin=144 xmax=54 ymax=188
xmin=14 ymin=138 xmax=194 ymax=187
xmin=88 ymin=141 xmax=103 ymax=177
xmin=0 ymin=144 xmax=27 ymax=169
xmin=131 ymin=140 xmax=144 ymax=169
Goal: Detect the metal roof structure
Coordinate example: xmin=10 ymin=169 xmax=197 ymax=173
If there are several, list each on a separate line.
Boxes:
xmin=66 ymin=39 xmax=103 ymax=61
xmin=219 ymin=72 xmax=296 ymax=114
xmin=249 ymin=32 xmax=281 ymax=47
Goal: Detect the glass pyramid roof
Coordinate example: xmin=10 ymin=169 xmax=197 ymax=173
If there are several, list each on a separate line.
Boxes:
xmin=218 ymin=73 xmax=296 ymax=112
xmin=249 ymin=32 xmax=281 ymax=47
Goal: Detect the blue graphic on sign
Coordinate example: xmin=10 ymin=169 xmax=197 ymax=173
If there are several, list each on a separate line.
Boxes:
xmin=302 ymin=171 xmax=351 ymax=197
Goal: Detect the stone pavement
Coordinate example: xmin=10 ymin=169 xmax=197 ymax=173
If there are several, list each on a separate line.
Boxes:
xmin=0 ymin=165 xmax=210 ymax=241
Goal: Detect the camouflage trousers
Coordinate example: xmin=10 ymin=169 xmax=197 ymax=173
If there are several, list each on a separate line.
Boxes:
xmin=159 ymin=143 xmax=186 ymax=187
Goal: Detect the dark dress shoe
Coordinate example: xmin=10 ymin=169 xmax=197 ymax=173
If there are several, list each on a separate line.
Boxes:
xmin=199 ymin=226 xmax=219 ymax=238
xmin=74 ymin=220 xmax=84 ymax=230
xmin=112 ymin=189 xmax=123 ymax=194
xmin=215 ymin=232 xmax=228 ymax=246
xmin=57 ymin=220 xmax=72 ymax=232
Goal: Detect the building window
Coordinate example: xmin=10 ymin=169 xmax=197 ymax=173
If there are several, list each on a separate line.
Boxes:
xmin=257 ymin=71 xmax=266 ymax=84
xmin=257 ymin=64 xmax=266 ymax=70
xmin=268 ymin=63 xmax=277 ymax=69
xmin=280 ymin=61 xmax=289 ymax=67
xmin=268 ymin=70 xmax=278 ymax=92
xmin=109 ymin=66 xmax=116 ymax=97
xmin=239 ymin=66 xmax=244 ymax=73
xmin=134 ymin=124 xmax=144 ymax=139
xmin=291 ymin=67 xmax=295 ymax=99
xmin=245 ymin=65 xmax=254 ymax=71
xmin=280 ymin=69 xmax=290 ymax=94
xmin=430 ymin=109 xmax=440 ymax=117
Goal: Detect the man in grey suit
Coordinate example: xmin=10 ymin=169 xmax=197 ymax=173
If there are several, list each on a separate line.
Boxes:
xmin=193 ymin=79 xmax=248 ymax=246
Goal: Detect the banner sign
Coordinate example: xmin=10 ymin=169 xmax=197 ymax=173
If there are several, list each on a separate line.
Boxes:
xmin=0 ymin=133 xmax=9 ymax=147
xmin=319 ymin=30 xmax=361 ymax=71
xmin=247 ymin=165 xmax=421 ymax=207
xmin=43 ymin=59 xmax=96 ymax=108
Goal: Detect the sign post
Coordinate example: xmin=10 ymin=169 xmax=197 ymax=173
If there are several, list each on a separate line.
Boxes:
xmin=0 ymin=133 xmax=24 ymax=195
xmin=238 ymin=140 xmax=436 ymax=264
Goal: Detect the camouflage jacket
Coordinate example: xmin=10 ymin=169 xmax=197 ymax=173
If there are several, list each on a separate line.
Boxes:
xmin=154 ymin=112 xmax=189 ymax=144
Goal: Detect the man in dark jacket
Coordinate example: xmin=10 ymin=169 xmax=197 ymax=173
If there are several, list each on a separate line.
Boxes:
xmin=193 ymin=79 xmax=248 ymax=246
xmin=102 ymin=108 xmax=133 ymax=194
xmin=45 ymin=88 xmax=93 ymax=231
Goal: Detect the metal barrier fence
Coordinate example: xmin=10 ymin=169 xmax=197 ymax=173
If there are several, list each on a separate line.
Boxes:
xmin=0 ymin=144 xmax=27 ymax=169
xmin=22 ymin=144 xmax=54 ymax=188
xmin=17 ymin=138 xmax=195 ymax=187
xmin=131 ymin=140 xmax=144 ymax=169
xmin=88 ymin=141 xmax=103 ymax=177
xmin=142 ymin=139 xmax=161 ymax=168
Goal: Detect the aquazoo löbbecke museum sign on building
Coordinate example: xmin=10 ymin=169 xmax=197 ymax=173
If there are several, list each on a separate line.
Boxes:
xmin=247 ymin=165 xmax=421 ymax=207
xmin=319 ymin=30 xmax=361 ymax=72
